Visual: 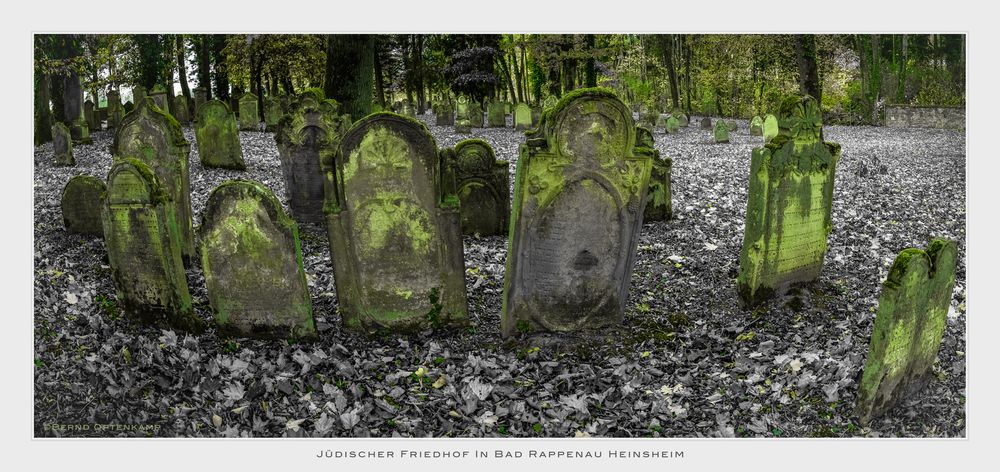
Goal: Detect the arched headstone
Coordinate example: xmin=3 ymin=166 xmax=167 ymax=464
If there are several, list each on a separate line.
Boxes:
xmin=195 ymin=100 xmax=246 ymax=170
xmin=455 ymin=95 xmax=469 ymax=122
xmin=665 ymin=115 xmax=680 ymax=134
xmin=84 ymin=99 xmax=98 ymax=132
xmin=173 ymin=94 xmax=191 ymax=124
xmin=714 ymin=120 xmax=730 ymax=143
xmin=700 ymin=117 xmax=712 ymax=129
xmin=452 ymin=139 xmax=510 ymax=236
xmin=750 ymin=116 xmax=764 ymax=136
xmin=52 ymin=122 xmax=74 ymax=167
xmin=487 ymin=100 xmax=506 ymax=127
xmin=148 ymin=85 xmax=169 ymax=113
xmin=514 ymin=103 xmax=533 ymax=130
xmin=62 ymin=175 xmax=105 ymax=236
xmin=264 ymin=97 xmax=283 ymax=131
xmin=671 ymin=110 xmax=689 ymax=127
xmin=762 ymin=114 xmax=778 ymax=142
xmin=467 ymin=100 xmax=484 ymax=128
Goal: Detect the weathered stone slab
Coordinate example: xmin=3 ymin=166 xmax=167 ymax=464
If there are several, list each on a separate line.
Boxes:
xmin=52 ymin=122 xmax=74 ymax=166
xmin=451 ymin=139 xmax=510 ymax=236
xmin=149 ymin=85 xmax=169 ymax=113
xmin=665 ymin=115 xmax=680 ymax=134
xmin=762 ymin=114 xmax=778 ymax=142
xmin=467 ymin=100 xmax=484 ymax=128
xmin=750 ymin=115 xmax=763 ymax=136
xmin=672 ymin=110 xmax=689 ymax=127
xmin=855 ymin=239 xmax=958 ymax=424
xmin=325 ymin=113 xmax=469 ymax=332
xmin=124 ymin=100 xmax=134 ymax=114
xmin=487 ymin=100 xmax=506 ymax=127
xmin=736 ymin=95 xmax=841 ymax=306
xmin=726 ymin=120 xmax=738 ymax=132
xmin=195 ymin=100 xmax=245 ymax=170
xmin=514 ymin=103 xmax=533 ymax=130
xmin=132 ymin=86 xmax=146 ymax=109
xmin=542 ymin=95 xmax=557 ymax=110
xmin=455 ymin=119 xmax=471 ymax=134
xmin=101 ymin=158 xmax=201 ymax=332
xmin=193 ymin=87 xmax=208 ymax=116
xmin=173 ymin=94 xmax=191 ymax=124
xmin=456 ymin=95 xmax=469 ymax=122
xmin=700 ymin=117 xmax=712 ymax=129
xmin=885 ymin=105 xmax=964 ymax=129
xmin=107 ymin=90 xmax=123 ymax=130
xmin=264 ymin=97 xmax=283 ymax=131
xmin=84 ymin=99 xmax=98 ymax=132
xmin=435 ymin=100 xmax=455 ymax=126
xmin=238 ymin=92 xmax=260 ymax=130
xmin=200 ymin=180 xmax=316 ymax=339
xmin=636 ymin=126 xmax=672 ymax=222
xmin=64 ymin=73 xmax=91 ymax=144
xmin=62 ymin=175 xmax=105 ymax=236
xmin=531 ymin=106 xmax=542 ymax=127
xmin=714 ymin=120 xmax=730 ymax=143
xmin=501 ymin=88 xmax=652 ymax=337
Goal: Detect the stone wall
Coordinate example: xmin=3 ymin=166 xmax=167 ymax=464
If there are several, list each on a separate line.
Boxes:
xmin=885 ymin=105 xmax=965 ymax=129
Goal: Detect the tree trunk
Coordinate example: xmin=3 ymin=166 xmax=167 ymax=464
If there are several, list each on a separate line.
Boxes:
xmin=683 ymin=35 xmax=692 ymax=112
xmin=584 ymin=34 xmax=596 ymax=87
xmin=176 ymin=35 xmax=191 ymax=101
xmin=870 ymin=34 xmax=881 ymax=124
xmin=324 ymin=34 xmax=375 ymax=121
xmin=374 ymin=38 xmax=386 ymax=108
xmin=497 ymin=53 xmax=517 ymax=105
xmin=663 ymin=35 xmax=679 ymax=109
xmin=211 ymin=34 xmax=230 ymax=102
xmin=195 ymin=35 xmax=212 ymax=100
xmin=414 ymin=35 xmax=426 ymax=114
xmin=896 ymin=34 xmax=907 ymax=102
xmin=35 ymin=72 xmax=53 ymax=145
xmin=795 ymin=34 xmax=821 ymax=105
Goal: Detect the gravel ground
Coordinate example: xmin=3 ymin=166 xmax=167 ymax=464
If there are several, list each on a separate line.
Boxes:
xmin=32 ymin=113 xmax=966 ymax=438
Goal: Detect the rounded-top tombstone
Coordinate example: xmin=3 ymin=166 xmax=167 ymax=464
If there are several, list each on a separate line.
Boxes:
xmin=762 ymin=114 xmax=779 ymax=142
xmin=238 ymin=92 xmax=260 ymax=131
xmin=62 ymin=175 xmax=106 ymax=237
xmin=453 ymin=139 xmax=510 ymax=236
xmin=714 ymin=120 xmax=730 ymax=143
xmin=195 ymin=99 xmax=246 ymax=170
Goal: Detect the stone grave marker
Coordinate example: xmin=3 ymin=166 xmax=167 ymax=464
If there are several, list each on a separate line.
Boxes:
xmin=639 ymin=109 xmax=658 ymax=129
xmin=238 ymin=92 xmax=260 ymax=131
xmin=763 ymin=114 xmax=778 ymax=142
xmin=149 ymin=85 xmax=169 ymax=113
xmin=64 ymin=73 xmax=91 ymax=144
xmin=714 ymin=120 xmax=730 ymax=143
xmin=193 ymin=87 xmax=208 ymax=116
xmin=200 ymin=180 xmax=316 ymax=340
xmin=455 ymin=119 xmax=472 ymax=134
xmin=542 ymin=95 xmax=558 ymax=110
xmin=325 ymin=113 xmax=469 ymax=331
xmin=726 ymin=120 xmax=738 ymax=132
xmin=435 ymin=100 xmax=455 ymax=126
xmin=655 ymin=113 xmax=669 ymax=129
xmin=672 ymin=110 xmax=689 ymax=127
xmin=750 ymin=115 xmax=764 ymax=136
xmin=132 ymin=85 xmax=146 ymax=109
xmin=107 ymin=90 xmax=123 ymax=130
xmin=173 ymin=94 xmax=191 ymax=124
xmin=124 ymin=100 xmax=134 ymax=114
xmin=52 ymin=122 xmax=74 ymax=166
xmin=61 ymin=175 xmax=105 ymax=237
xmin=855 ymin=239 xmax=958 ymax=424
xmin=487 ymin=100 xmax=506 ymax=127
xmin=514 ymin=103 xmax=533 ymax=130
xmin=195 ymin=99 xmax=246 ymax=171
xmin=501 ymin=88 xmax=652 ymax=337
xmin=531 ymin=106 xmax=542 ymax=126
xmin=264 ymin=97 xmax=283 ymax=131
xmin=456 ymin=95 xmax=469 ymax=122
xmin=636 ymin=126 xmax=672 ymax=222
xmin=736 ymin=95 xmax=841 ymax=306
xmin=467 ymin=100 xmax=484 ymax=128
xmin=665 ymin=115 xmax=680 ymax=134
xmin=452 ymin=139 xmax=510 ymax=236
xmin=700 ymin=117 xmax=712 ymax=129
xmin=84 ymin=99 xmax=98 ymax=132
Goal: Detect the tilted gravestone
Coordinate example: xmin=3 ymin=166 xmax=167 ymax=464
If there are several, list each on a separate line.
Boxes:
xmin=514 ymin=103 xmax=533 ymax=131
xmin=467 ymin=100 xmax=484 ymax=128
xmin=238 ymin=93 xmax=260 ymax=131
xmin=112 ymin=97 xmax=196 ymax=263
xmin=148 ymin=85 xmax=169 ymax=113
xmin=714 ymin=120 xmax=730 ymax=143
xmin=639 ymin=109 xmax=658 ymax=129
xmin=52 ymin=122 xmax=74 ymax=167
xmin=762 ymin=114 xmax=778 ymax=142
xmin=700 ymin=117 xmax=712 ymax=129
xmin=636 ymin=126 xmax=672 ymax=222
xmin=750 ymin=116 xmax=764 ymax=136
xmin=275 ymin=92 xmax=351 ymax=224
xmin=736 ymin=95 xmax=841 ymax=307
xmin=672 ymin=110 xmax=689 ymax=127
xmin=325 ymin=113 xmax=469 ymax=331
xmin=855 ymin=239 xmax=958 ymax=424
xmin=456 ymin=95 xmax=469 ymax=122
xmin=61 ymin=175 xmax=106 ymax=237
xmin=451 ymin=139 xmax=510 ymax=236
xmin=200 ymin=180 xmax=316 ymax=339
xmin=84 ymin=99 xmax=98 ymax=133
xmin=487 ymin=100 xmax=506 ymax=127
xmin=101 ymin=158 xmax=202 ymax=332
xmin=173 ymin=94 xmax=191 ymax=124
xmin=435 ymin=100 xmax=455 ymax=126
xmin=264 ymin=97 xmax=283 ymax=131
xmin=401 ymin=101 xmax=416 ymax=118
xmin=501 ymin=88 xmax=653 ymax=337
xmin=665 ymin=115 xmax=680 ymax=134
xmin=195 ymin=100 xmax=246 ymax=171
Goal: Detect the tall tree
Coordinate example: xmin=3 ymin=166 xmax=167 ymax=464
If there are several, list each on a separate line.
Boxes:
xmin=584 ymin=34 xmax=597 ymax=87
xmin=795 ymin=34 xmax=821 ymax=105
xmin=660 ymin=35 xmax=680 ymax=109
xmin=175 ymin=35 xmax=192 ymax=101
xmin=324 ymin=34 xmax=375 ymax=120
xmin=211 ymin=34 xmax=230 ymax=101
xmin=192 ymin=34 xmax=212 ymax=100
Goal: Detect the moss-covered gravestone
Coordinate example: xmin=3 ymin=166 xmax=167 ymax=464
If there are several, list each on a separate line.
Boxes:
xmin=238 ymin=93 xmax=260 ymax=130
xmin=514 ymin=103 xmax=533 ymax=131
xmin=487 ymin=100 xmax=506 ymax=127
xmin=501 ymin=88 xmax=652 ymax=337
xmin=727 ymin=120 xmax=739 ymax=132
xmin=52 ymin=122 xmax=74 ymax=167
xmin=672 ymin=110 xmax=689 ymax=127
xmin=192 ymin=87 xmax=207 ymax=116
xmin=762 ymin=114 xmax=778 ymax=142
xmin=467 ymin=100 xmax=484 ymax=128
xmin=636 ymin=126 xmax=672 ymax=222
xmin=132 ymin=86 xmax=146 ymax=108
xmin=452 ymin=139 xmax=510 ymax=236
xmin=107 ymin=90 xmax=123 ymax=130
xmin=456 ymin=95 xmax=469 ymax=122
xmin=435 ymin=100 xmax=455 ymax=126
xmin=275 ymin=93 xmax=350 ymax=224
xmin=750 ymin=115 xmax=764 ymax=136
xmin=200 ymin=180 xmax=316 ymax=339
xmin=736 ymin=95 xmax=841 ymax=306
xmin=101 ymin=158 xmax=201 ymax=332
xmin=325 ymin=113 xmax=469 ymax=332
xmin=713 ymin=120 xmax=730 ymax=143
xmin=455 ymin=119 xmax=471 ymax=134
xmin=149 ymin=85 xmax=169 ymax=113
xmin=542 ymin=95 xmax=558 ymax=110
xmin=195 ymin=100 xmax=246 ymax=171
xmin=173 ymin=94 xmax=191 ymax=124
xmin=84 ymin=99 xmax=98 ymax=132
xmin=61 ymin=175 xmax=105 ymax=236
xmin=855 ymin=239 xmax=958 ymax=424
xmin=700 ymin=117 xmax=712 ymax=129
xmin=665 ymin=115 xmax=680 ymax=134
xmin=264 ymin=97 xmax=283 ymax=131
xmin=112 ymin=98 xmax=196 ymax=263
xmin=531 ymin=106 xmax=542 ymax=127
xmin=639 ymin=110 xmax=658 ymax=129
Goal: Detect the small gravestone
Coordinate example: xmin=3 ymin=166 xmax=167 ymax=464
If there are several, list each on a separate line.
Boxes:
xmin=264 ymin=98 xmax=283 ymax=131
xmin=487 ymin=100 xmax=506 ymax=127
xmin=665 ymin=115 xmax=680 ymax=134
xmin=762 ymin=114 xmax=778 ymax=142
xmin=855 ymin=239 xmax=958 ymax=424
xmin=750 ymin=116 xmax=764 ymax=136
xmin=124 ymin=100 xmax=134 ymax=114
xmin=107 ymin=90 xmax=123 ymax=130
xmin=713 ymin=120 xmax=730 ymax=143
xmin=504 ymin=101 xmax=512 ymax=115
xmin=700 ymin=117 xmax=712 ymax=129
xmin=435 ymin=100 xmax=455 ymax=126
xmin=467 ymin=100 xmax=484 ymax=128
xmin=84 ymin=99 xmax=98 ymax=132
xmin=101 ymin=158 xmax=201 ymax=332
xmin=736 ymin=95 xmax=841 ymax=306
xmin=195 ymin=100 xmax=246 ymax=171
xmin=132 ymin=86 xmax=146 ymax=109
xmin=456 ymin=95 xmax=469 ymax=122
xmin=149 ymin=85 xmax=169 ymax=113
xmin=726 ymin=120 xmax=738 ymax=132
xmin=531 ymin=106 xmax=542 ymax=126
xmin=193 ymin=87 xmax=208 ymax=116
xmin=238 ymin=93 xmax=260 ymax=131
xmin=542 ymin=95 xmax=558 ymax=110
xmin=639 ymin=110 xmax=658 ymax=129
xmin=173 ymin=94 xmax=191 ymax=124
xmin=455 ymin=119 xmax=472 ymax=134
xmin=52 ymin=122 xmax=74 ymax=166
xmin=64 ymin=74 xmax=91 ymax=144
xmin=112 ymin=97 xmax=196 ymax=263
xmin=655 ymin=113 xmax=669 ymax=129
xmin=635 ymin=127 xmax=672 ymax=222
xmin=672 ymin=110 xmax=689 ymax=127
xmin=452 ymin=139 xmax=510 ymax=236
xmin=200 ymin=180 xmax=316 ymax=339
xmin=62 ymin=175 xmax=106 ymax=237
xmin=502 ymin=88 xmax=652 ymax=337
xmin=326 ymin=113 xmax=469 ymax=331
xmin=514 ymin=103 xmax=533 ymax=130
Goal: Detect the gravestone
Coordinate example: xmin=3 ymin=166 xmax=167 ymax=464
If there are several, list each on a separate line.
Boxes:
xmin=264 ymin=97 xmax=283 ymax=131
xmin=639 ymin=109 xmax=658 ymax=129
xmin=750 ymin=115 xmax=764 ymax=136
xmin=132 ymin=85 xmax=146 ymax=109
xmin=714 ymin=120 xmax=730 ymax=143
xmin=435 ymin=100 xmax=455 ymax=126
xmin=401 ymin=101 xmax=416 ymax=118
xmin=149 ymin=85 xmax=169 ymax=113
xmin=655 ymin=113 xmax=669 ymax=129
xmin=531 ymin=106 xmax=542 ymax=127
xmin=64 ymin=73 xmax=91 ymax=144
xmin=542 ymin=95 xmax=558 ymax=110
xmin=124 ymin=100 xmax=134 ymax=114
xmin=112 ymin=97 xmax=196 ymax=263
xmin=107 ymin=90 xmax=123 ymax=129
xmin=665 ymin=115 xmax=680 ymax=134
xmin=504 ymin=101 xmax=512 ymax=115
xmin=455 ymin=119 xmax=472 ymax=134
xmin=452 ymin=139 xmax=510 ymax=236
xmin=736 ymin=95 xmax=841 ymax=306
xmin=855 ymin=239 xmax=958 ymax=424
xmin=726 ymin=120 xmax=738 ymax=132
xmin=456 ymin=95 xmax=469 ymax=122
xmin=193 ymin=87 xmax=208 ymax=116
xmin=52 ymin=122 xmax=74 ymax=166
xmin=514 ymin=103 xmax=533 ymax=130
xmin=700 ymin=117 xmax=712 ymax=129
xmin=98 ymin=106 xmax=108 ymax=122
xmin=325 ymin=113 xmax=469 ymax=331
xmin=501 ymin=88 xmax=652 ymax=337
xmin=200 ymin=180 xmax=316 ymax=339
xmin=487 ymin=100 xmax=506 ymax=127
xmin=762 ymin=114 xmax=778 ymax=142
xmin=467 ymin=100 xmax=484 ymax=128
xmin=275 ymin=92 xmax=351 ymax=224
xmin=636 ymin=126 xmax=672 ymax=222
xmin=173 ymin=94 xmax=191 ymax=124
xmin=101 ymin=158 xmax=201 ymax=332
xmin=238 ymin=93 xmax=260 ymax=131
xmin=195 ymin=100 xmax=246 ymax=170
xmin=61 ymin=175 xmax=105 ymax=237
xmin=84 ymin=99 xmax=98 ymax=132
xmin=672 ymin=110 xmax=689 ymax=127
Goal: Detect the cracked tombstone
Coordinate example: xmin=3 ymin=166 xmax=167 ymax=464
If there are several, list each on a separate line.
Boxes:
xmin=763 ymin=114 xmax=778 ymax=142
xmin=636 ymin=126 xmax=672 ymax=222
xmin=514 ymin=103 xmax=533 ymax=131
xmin=62 ymin=175 xmax=105 ymax=237
xmin=200 ymin=180 xmax=317 ymax=340
xmin=173 ymin=94 xmax=191 ymax=124
xmin=238 ymin=92 xmax=260 ymax=131
xmin=112 ymin=97 xmax=196 ymax=263
xmin=52 ymin=122 xmax=74 ymax=167
xmin=501 ymin=89 xmax=652 ymax=337
xmin=325 ymin=113 xmax=469 ymax=332
xmin=737 ymin=95 xmax=841 ymax=307
xmin=435 ymin=99 xmax=455 ymax=126
xmin=451 ymin=139 xmax=510 ymax=236
xmin=855 ymin=239 xmax=958 ymax=424
xmin=700 ymin=117 xmax=712 ymax=129
xmin=487 ymin=100 xmax=506 ymax=127
xmin=101 ymin=158 xmax=202 ymax=332
xmin=750 ymin=115 xmax=764 ymax=136
xmin=275 ymin=92 xmax=350 ymax=224
xmin=713 ymin=120 xmax=730 ymax=143
xmin=195 ymin=99 xmax=246 ymax=171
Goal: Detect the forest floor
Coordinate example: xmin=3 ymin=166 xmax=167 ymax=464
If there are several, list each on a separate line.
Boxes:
xmin=32 ymin=113 xmax=966 ymax=438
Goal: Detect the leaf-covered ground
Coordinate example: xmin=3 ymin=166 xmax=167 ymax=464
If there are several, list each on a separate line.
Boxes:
xmin=33 ymin=114 xmax=966 ymax=438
